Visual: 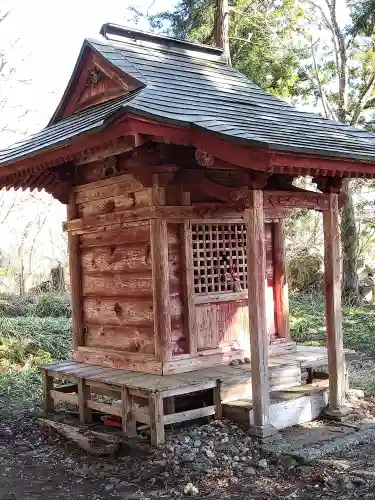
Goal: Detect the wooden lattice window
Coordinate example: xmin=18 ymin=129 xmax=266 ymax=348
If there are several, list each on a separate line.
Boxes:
xmin=192 ymin=223 xmax=248 ymax=294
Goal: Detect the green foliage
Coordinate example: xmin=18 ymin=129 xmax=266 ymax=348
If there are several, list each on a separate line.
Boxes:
xmin=0 ymin=293 xmax=71 ymax=318
xmin=287 ymin=249 xmax=323 ymax=294
xmin=0 ymin=293 xmax=36 ymax=317
xmin=290 ymin=294 xmax=375 ymax=354
xmin=31 ymin=293 xmax=71 ymax=318
xmin=139 ymin=0 xmax=306 ymax=97
xmin=350 ymin=0 xmax=375 ymax=36
xmin=0 ymin=315 xmax=71 ymax=415
xmin=0 ymin=316 xmax=71 ymax=363
xmin=0 ymin=368 xmax=43 ymax=416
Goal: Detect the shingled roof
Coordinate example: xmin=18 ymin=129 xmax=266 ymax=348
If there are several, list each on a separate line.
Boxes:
xmin=1 ymin=23 xmax=375 ymax=168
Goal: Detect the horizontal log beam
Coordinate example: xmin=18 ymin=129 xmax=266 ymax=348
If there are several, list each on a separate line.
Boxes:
xmin=72 ymin=347 xmax=163 ymax=374
xmin=263 ymin=190 xmax=330 ymax=211
xmin=75 ymin=136 xmax=135 ymax=165
xmin=64 ymin=205 xmax=290 ymax=235
xmin=63 ymin=193 xmax=331 ymax=235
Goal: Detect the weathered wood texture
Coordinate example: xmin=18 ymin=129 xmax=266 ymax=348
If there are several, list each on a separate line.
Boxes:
xmin=168 ymin=224 xmax=188 ymax=355
xmin=72 ymin=175 xmax=157 ymax=361
xmin=196 ymin=301 xmax=248 ymax=351
xmin=224 ymin=386 xmax=328 ymax=430
xmin=67 ymin=193 xmax=84 ymax=349
xmin=73 ymin=347 xmax=163 ymax=374
xmin=194 ymin=222 xmax=276 ymax=353
xmin=149 ymin=392 xmax=165 ymax=446
xmin=245 ymin=190 xmax=270 ymax=428
xmin=80 ymin=221 xmax=151 ymax=248
xmin=74 ymin=174 xmax=145 ymax=203
xmin=265 ymin=223 xmax=277 ymax=338
xmin=151 ymin=218 xmax=173 ymax=362
xmin=272 ymin=220 xmax=290 ymax=339
xmin=65 ymin=205 xmax=289 ymax=235
xmin=181 ymin=221 xmax=197 ymax=356
xmin=81 ymin=220 xmax=155 ymax=355
xmin=323 ymin=193 xmax=346 ymax=410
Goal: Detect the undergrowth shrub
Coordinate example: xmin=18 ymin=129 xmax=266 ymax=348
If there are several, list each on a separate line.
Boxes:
xmin=0 ymin=294 xmax=36 ymax=317
xmin=287 ymin=248 xmax=323 ymax=294
xmin=0 ymin=317 xmax=71 ymax=363
xmin=0 ymin=314 xmax=72 ymax=415
xmin=0 ymin=293 xmax=71 ymax=318
xmin=290 ymin=294 xmax=375 ymax=355
xmin=31 ymin=293 xmax=71 ymax=318
xmin=0 ymin=368 xmax=43 ymax=416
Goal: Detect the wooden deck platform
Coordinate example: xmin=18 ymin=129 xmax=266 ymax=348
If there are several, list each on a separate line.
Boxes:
xmin=40 ymin=345 xmax=356 ymax=445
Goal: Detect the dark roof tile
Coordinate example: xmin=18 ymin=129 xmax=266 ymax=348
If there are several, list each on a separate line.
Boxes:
xmin=1 ymin=28 xmax=375 ymax=168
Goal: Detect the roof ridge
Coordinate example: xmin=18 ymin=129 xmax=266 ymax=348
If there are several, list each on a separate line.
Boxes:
xmin=100 ymin=23 xmax=224 ymax=63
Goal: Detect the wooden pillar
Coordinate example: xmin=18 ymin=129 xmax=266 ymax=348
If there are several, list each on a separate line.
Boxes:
xmin=323 ymin=193 xmax=348 ymax=416
xmin=43 ymin=371 xmax=54 ymax=413
xmin=77 ymin=378 xmax=92 ymax=423
xmin=149 ymin=392 xmax=165 ymax=446
xmin=67 ymin=193 xmax=84 ymax=349
xmin=273 ymin=220 xmax=290 ymax=339
xmin=245 ymin=190 xmax=275 ymax=438
xmin=181 ymin=221 xmax=198 ymax=357
xmin=151 ymin=218 xmax=172 ymax=362
xmin=121 ymin=387 xmax=137 ymax=438
xmin=150 ymin=175 xmax=172 ymax=363
xmin=213 ymin=380 xmax=223 ymax=420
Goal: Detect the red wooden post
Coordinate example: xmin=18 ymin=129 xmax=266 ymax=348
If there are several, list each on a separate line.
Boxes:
xmin=323 ymin=193 xmax=350 ymax=418
xmin=245 ymin=190 xmax=276 ymax=438
xmin=273 ymin=220 xmax=290 ymax=339
xmin=67 ymin=192 xmax=84 ymax=350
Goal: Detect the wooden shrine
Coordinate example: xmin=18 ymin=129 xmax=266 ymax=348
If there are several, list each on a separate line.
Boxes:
xmin=0 ymin=24 xmax=373 ymax=443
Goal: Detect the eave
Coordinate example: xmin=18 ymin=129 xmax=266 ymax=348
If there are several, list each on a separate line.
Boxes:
xmin=1 ymin=114 xmax=375 ymax=204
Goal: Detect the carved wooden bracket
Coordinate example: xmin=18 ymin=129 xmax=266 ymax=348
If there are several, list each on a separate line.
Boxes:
xmin=183 ymin=171 xmax=271 ymax=206
xmin=263 ymin=191 xmax=330 ymax=211
xmin=125 ymin=145 xmax=179 ymax=187
xmin=100 ymin=156 xmax=119 ymax=179
xmin=195 ymin=149 xmax=215 ymax=167
xmin=85 ymin=67 xmax=106 ymax=87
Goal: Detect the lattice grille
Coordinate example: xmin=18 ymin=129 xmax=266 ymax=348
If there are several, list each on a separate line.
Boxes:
xmin=192 ymin=223 xmax=248 ymax=294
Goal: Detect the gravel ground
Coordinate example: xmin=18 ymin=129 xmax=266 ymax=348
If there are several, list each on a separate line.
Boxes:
xmin=2 ymin=397 xmax=375 ymax=500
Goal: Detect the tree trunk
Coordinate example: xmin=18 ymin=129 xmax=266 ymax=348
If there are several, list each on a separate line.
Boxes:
xmin=214 ymin=0 xmax=231 ymax=65
xmin=341 ymin=179 xmax=359 ymax=304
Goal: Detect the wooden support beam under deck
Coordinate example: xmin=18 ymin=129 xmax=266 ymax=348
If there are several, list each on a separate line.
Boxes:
xmin=245 ymin=190 xmax=276 ymax=438
xmin=323 ymin=193 xmax=350 ymax=418
xmin=273 ymin=220 xmax=290 ymax=339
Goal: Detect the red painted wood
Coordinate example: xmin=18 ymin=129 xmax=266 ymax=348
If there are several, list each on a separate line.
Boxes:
xmin=118 ymin=116 xmax=375 ymax=176
xmin=194 ymin=223 xmax=275 ymax=352
xmin=2 ymin=114 xmax=375 ymax=191
xmin=58 ymin=50 xmax=140 ymax=119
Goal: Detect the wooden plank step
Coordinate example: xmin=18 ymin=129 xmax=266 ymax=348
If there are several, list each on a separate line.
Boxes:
xmin=223 ymin=384 xmax=329 ymax=430
xmin=44 ymin=362 xmax=80 ymax=373
xmin=40 ymin=361 xmax=79 ymax=371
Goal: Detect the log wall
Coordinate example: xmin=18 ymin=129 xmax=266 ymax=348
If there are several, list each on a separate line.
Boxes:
xmin=66 ymin=169 xmax=287 ymax=373
xmin=75 ymin=175 xmax=156 ymax=356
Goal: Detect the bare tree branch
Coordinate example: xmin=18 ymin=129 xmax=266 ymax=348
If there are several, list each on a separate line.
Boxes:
xmin=351 ymin=73 xmax=375 ymax=125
